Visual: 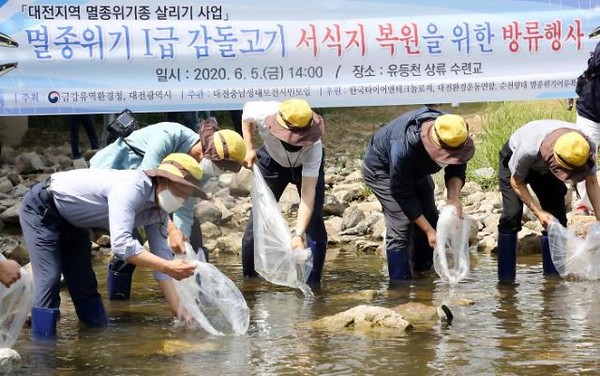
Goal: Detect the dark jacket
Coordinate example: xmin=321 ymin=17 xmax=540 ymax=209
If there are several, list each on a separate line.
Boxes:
xmin=363 ymin=106 xmax=467 ymax=220
xmin=576 ymin=41 xmax=600 ymax=123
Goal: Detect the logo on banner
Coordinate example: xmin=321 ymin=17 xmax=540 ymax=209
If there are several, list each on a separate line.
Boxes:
xmin=48 ymin=91 xmax=60 ymax=103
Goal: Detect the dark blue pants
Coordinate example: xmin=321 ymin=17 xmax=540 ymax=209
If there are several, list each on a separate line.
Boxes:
xmin=498 ymin=142 xmax=568 ymax=234
xmin=19 ymin=181 xmax=101 ymax=309
xmin=69 ymin=114 xmax=99 ymax=159
xmin=242 ymin=146 xmax=327 ymax=276
xmin=362 ymin=163 xmax=438 ymax=271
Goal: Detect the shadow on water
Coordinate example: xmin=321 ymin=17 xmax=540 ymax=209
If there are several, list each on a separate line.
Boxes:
xmin=11 ymin=251 xmax=600 ymax=375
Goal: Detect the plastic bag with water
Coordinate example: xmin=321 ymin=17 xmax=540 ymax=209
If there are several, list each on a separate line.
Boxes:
xmin=251 ymin=168 xmax=314 ymax=297
xmin=174 ymin=244 xmax=250 ymax=335
xmin=548 ymin=218 xmax=600 ymax=280
xmin=0 ymin=255 xmax=33 ymax=349
xmin=433 ymin=205 xmax=471 ymax=285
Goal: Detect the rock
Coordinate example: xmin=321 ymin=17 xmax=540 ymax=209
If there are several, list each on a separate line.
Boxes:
xmin=72 ymin=158 xmax=88 ymax=169
xmin=159 ymin=339 xmax=218 ymax=356
xmin=341 ymin=206 xmax=366 ymax=231
xmin=0 ymin=348 xmax=21 ymax=374
xmin=228 ymin=168 xmax=252 ymax=197
xmin=323 ymin=194 xmax=347 ymax=217
xmin=311 ymin=305 xmax=412 ymax=333
xmin=392 ymin=302 xmax=440 ymax=324
xmin=214 ymin=233 xmax=242 ymax=255
xmin=15 ymin=152 xmax=45 ymax=174
xmin=200 ymin=222 xmax=222 ymax=239
xmin=0 ymin=178 xmax=12 ymax=195
xmin=324 ymin=217 xmax=342 ymax=244
xmin=194 ymin=201 xmax=223 ymax=225
xmin=330 ymin=289 xmax=377 ymax=302
xmin=0 ymin=203 xmax=20 ymax=224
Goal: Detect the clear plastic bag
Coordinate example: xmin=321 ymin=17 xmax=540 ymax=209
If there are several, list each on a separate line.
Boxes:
xmin=433 ymin=205 xmax=471 ymax=285
xmin=251 ymin=168 xmax=314 ymax=297
xmin=174 ymin=244 xmax=250 ymax=335
xmin=548 ymin=218 xmax=600 ymax=280
xmin=0 ymin=256 xmax=33 ymax=349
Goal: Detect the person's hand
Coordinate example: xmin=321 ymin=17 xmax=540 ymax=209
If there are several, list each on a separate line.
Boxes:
xmin=536 ymin=210 xmax=553 ymax=229
xmin=242 ymin=148 xmax=257 ymax=170
xmin=164 ymin=259 xmax=196 ymax=280
xmin=426 ymin=229 xmax=437 ymax=249
xmin=291 ymin=235 xmax=305 ymax=251
xmin=175 ymin=306 xmax=195 ymax=328
xmin=168 ymin=227 xmax=187 ymax=254
xmin=0 ymin=260 xmax=21 ymax=288
xmin=446 ymin=198 xmax=463 ymax=219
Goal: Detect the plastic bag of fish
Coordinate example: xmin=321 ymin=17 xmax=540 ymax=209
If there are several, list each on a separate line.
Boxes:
xmin=433 ymin=205 xmax=471 ymax=285
xmin=0 ymin=255 xmax=33 ymax=349
xmin=251 ymin=167 xmax=313 ymax=297
xmin=548 ymin=218 xmax=600 ymax=280
xmin=174 ymin=244 xmax=249 ymax=335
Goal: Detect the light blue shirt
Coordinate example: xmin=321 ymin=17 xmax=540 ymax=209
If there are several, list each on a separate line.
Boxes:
xmin=49 ymin=169 xmax=172 ymax=281
xmin=89 ymin=122 xmax=200 ymax=236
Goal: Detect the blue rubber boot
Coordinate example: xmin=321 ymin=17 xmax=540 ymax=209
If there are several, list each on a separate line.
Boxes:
xmin=386 ymin=248 xmax=412 ymax=280
xmin=107 ymin=259 xmax=135 ymax=300
xmin=31 ymin=306 xmax=59 ymax=340
xmin=497 ymin=232 xmax=518 ymax=282
xmin=74 ymin=297 xmax=108 ymax=327
xmin=541 ymin=233 xmax=558 ymax=275
xmin=306 ymin=240 xmax=327 ymax=287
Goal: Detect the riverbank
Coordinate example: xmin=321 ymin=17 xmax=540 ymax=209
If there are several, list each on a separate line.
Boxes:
xmin=1 ymin=100 xmax=594 ymax=266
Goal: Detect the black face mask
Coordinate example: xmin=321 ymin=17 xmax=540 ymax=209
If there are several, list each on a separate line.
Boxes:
xmin=280 ymin=140 xmax=302 ymax=152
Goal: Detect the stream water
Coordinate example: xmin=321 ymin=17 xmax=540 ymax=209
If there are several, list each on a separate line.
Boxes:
xmin=9 ymin=251 xmax=600 ymax=375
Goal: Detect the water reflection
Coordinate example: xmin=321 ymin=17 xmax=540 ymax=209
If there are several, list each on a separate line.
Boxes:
xmin=9 ymin=252 xmax=600 ymax=375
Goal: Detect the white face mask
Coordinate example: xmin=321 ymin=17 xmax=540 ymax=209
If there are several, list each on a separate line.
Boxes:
xmin=157 ymin=188 xmax=186 ymax=213
xmin=199 ymin=158 xmax=225 ymax=177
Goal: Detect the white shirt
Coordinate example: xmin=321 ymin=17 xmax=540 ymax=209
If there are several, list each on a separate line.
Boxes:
xmin=242 ymin=101 xmax=323 ymax=177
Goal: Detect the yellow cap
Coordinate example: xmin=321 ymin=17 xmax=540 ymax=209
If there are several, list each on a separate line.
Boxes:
xmin=160 ymin=153 xmax=203 ymax=182
xmin=554 ymin=131 xmax=590 ymax=169
xmin=276 ymin=99 xmax=313 ymax=129
xmin=431 ymin=114 xmax=468 ymax=148
xmin=214 ymin=129 xmax=246 ymax=163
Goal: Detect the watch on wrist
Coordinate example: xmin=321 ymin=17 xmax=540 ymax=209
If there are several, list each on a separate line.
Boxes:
xmin=294 ymin=230 xmax=305 ymax=241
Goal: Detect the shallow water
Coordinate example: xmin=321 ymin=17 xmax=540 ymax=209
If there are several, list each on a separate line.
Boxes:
xmin=11 ymin=251 xmax=600 ymax=375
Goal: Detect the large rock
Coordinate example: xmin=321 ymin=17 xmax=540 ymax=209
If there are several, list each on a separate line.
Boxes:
xmin=0 ymin=203 xmax=20 ymax=225
xmin=311 ymin=305 xmax=412 ymax=333
xmin=391 ymin=302 xmax=451 ymax=328
xmin=14 ymin=152 xmax=45 ymax=174
xmin=228 ymin=168 xmax=252 ymax=197
xmin=0 ymin=348 xmax=21 ymax=374
xmin=194 ymin=201 xmax=223 ymax=225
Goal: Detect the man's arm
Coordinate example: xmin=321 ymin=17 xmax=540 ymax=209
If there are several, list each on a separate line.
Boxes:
xmin=585 ymin=175 xmax=600 ymax=221
xmin=510 ymin=176 xmax=552 ymax=227
xmin=242 ymin=119 xmax=257 ymax=169
xmin=291 ymin=176 xmax=317 ymax=250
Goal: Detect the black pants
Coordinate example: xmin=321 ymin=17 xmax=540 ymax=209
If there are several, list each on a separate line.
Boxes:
xmin=242 ymin=146 xmax=327 ymax=276
xmin=498 ymin=142 xmax=568 ymax=234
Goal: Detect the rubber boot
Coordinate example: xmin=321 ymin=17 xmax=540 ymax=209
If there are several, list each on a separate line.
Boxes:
xmin=31 ymin=306 xmax=59 ymax=340
xmin=497 ymin=232 xmax=517 ymax=282
xmin=411 ymin=232 xmax=433 ymax=272
xmin=75 ymin=297 xmax=108 ymax=327
xmin=541 ymin=233 xmax=558 ymax=275
xmin=386 ymin=248 xmax=412 ymax=280
xmin=306 ymin=240 xmax=327 ymax=287
xmin=107 ymin=259 xmax=135 ymax=300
